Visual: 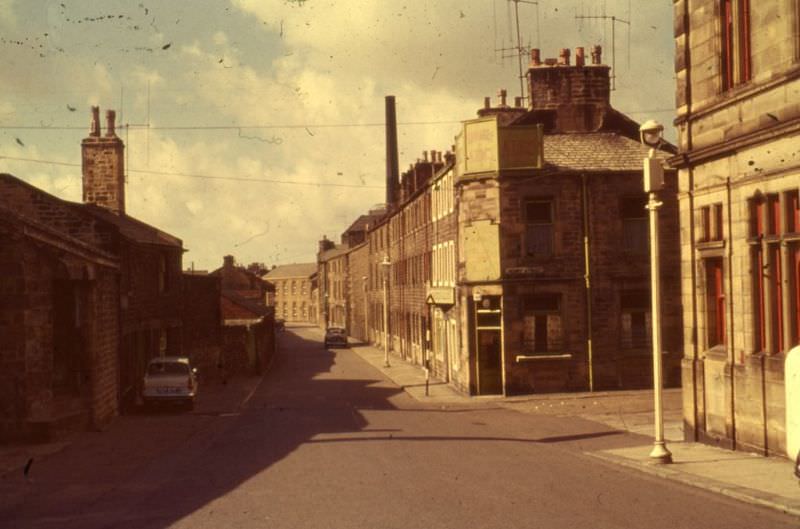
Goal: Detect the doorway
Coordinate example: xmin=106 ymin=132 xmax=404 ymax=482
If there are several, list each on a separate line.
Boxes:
xmin=474 ymin=295 xmax=503 ymax=395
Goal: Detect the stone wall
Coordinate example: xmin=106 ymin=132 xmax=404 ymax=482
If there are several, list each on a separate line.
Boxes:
xmin=674 ymin=0 xmax=800 ymax=457
xmin=182 ymin=273 xmax=222 ymax=378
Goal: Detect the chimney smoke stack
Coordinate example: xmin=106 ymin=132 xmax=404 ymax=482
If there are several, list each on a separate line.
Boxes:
xmin=105 ymin=110 xmax=117 ymax=137
xmin=591 ymin=45 xmax=602 ymax=65
xmin=90 ymin=106 xmax=101 ymax=137
xmin=484 ymin=96 xmax=491 ymax=109
xmin=385 ymin=96 xmax=400 ymax=208
xmin=498 ymin=88 xmax=507 ymax=107
xmin=530 ymin=48 xmax=541 ymax=66
xmin=558 ymin=48 xmax=570 ymax=65
xmin=575 ymin=47 xmax=585 ymax=67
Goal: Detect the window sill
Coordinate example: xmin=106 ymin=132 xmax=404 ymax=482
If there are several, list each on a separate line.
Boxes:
xmin=515 ymin=353 xmax=573 ymax=362
xmin=697 ymin=240 xmax=725 ymax=251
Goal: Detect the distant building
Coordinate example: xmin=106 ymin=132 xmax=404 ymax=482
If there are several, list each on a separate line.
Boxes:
xmin=672 ymin=1 xmax=800 ymax=457
xmin=264 ymin=263 xmax=317 ymax=323
xmin=210 ymin=255 xmax=275 ymax=375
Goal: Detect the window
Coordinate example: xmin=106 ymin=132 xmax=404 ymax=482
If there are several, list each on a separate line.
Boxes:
xmin=522 ymin=294 xmax=562 ymax=353
xmin=524 ymin=199 xmax=554 ymax=258
xmin=706 ymin=258 xmax=726 ymax=348
xmin=158 ymin=254 xmax=168 ymax=293
xmin=720 ymin=0 xmax=752 ymax=91
xmin=699 ymin=203 xmax=724 ymax=242
xmin=620 ymin=290 xmax=651 ymax=349
xmin=750 ymin=191 xmax=800 ymax=352
xmin=621 ymin=196 xmax=648 ymax=253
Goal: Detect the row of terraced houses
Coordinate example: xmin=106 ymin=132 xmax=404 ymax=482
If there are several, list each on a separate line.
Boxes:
xmin=307 ymin=8 xmax=800 ymax=463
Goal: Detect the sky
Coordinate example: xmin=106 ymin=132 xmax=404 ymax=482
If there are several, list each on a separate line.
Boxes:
xmin=0 ymin=0 xmax=675 ymax=270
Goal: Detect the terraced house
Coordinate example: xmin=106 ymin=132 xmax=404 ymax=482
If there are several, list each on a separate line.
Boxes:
xmin=361 ymin=46 xmax=683 ymax=396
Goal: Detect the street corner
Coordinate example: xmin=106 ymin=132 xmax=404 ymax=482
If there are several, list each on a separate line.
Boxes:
xmin=586 ymin=442 xmax=800 ymax=520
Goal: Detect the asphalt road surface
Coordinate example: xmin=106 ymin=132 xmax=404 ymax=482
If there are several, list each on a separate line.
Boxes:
xmin=1 ymin=326 xmax=797 ymax=529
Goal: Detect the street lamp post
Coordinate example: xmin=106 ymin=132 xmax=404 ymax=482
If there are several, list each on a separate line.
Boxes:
xmin=362 ymin=275 xmax=368 ymax=343
xmin=381 ymin=255 xmax=391 ymax=367
xmin=640 ymin=119 xmax=673 ymax=465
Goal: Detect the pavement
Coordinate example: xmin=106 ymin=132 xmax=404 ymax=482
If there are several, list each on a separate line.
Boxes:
xmin=347 ymin=337 xmax=800 ymax=520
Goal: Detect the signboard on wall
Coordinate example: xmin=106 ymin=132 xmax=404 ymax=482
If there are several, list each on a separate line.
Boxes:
xmin=454 ymin=116 xmax=544 ymax=179
xmin=463 ymin=220 xmax=500 ymax=281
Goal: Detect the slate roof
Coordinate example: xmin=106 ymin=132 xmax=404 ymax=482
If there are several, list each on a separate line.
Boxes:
xmin=319 ymin=245 xmax=350 ymax=262
xmin=264 ymin=262 xmax=317 ymax=279
xmin=221 ymin=290 xmax=271 ymax=320
xmin=541 ymin=133 xmax=674 ymax=173
xmin=82 ymin=203 xmax=182 ymax=248
xmin=344 ymin=211 xmax=384 ymax=234
xmin=0 ymin=173 xmax=181 ymax=249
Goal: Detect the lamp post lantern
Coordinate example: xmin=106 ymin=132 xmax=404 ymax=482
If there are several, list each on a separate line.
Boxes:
xmin=640 ymin=119 xmax=672 ymax=464
xmin=381 ymin=255 xmax=391 ymax=368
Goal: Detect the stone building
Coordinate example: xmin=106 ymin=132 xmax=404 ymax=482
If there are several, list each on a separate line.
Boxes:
xmin=672 ymin=0 xmax=800 ymax=457
xmin=80 ymin=108 xmax=185 ymax=412
xmin=182 ymin=272 xmax=223 ymax=379
xmin=0 ymin=177 xmax=120 ymax=440
xmin=362 ymin=46 xmax=682 ymax=396
xmin=317 ymin=240 xmax=350 ymax=329
xmin=366 ymin=151 xmax=457 ymax=381
xmin=264 ymin=263 xmax=316 ymax=323
xmin=0 ymin=106 xmax=188 ymax=437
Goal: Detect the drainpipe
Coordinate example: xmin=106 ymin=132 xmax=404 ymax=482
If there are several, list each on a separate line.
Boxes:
xmin=726 ymin=176 xmax=737 ymax=450
xmin=681 ymin=0 xmax=702 ymax=443
xmin=582 ymin=173 xmax=594 ymax=391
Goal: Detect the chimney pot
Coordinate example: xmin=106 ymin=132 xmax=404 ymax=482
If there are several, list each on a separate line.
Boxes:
xmin=90 ymin=106 xmax=101 ymax=137
xmin=484 ymin=96 xmax=491 ymax=109
xmin=423 ymin=151 xmax=428 ymax=162
xmin=105 ymin=109 xmax=117 ymax=137
xmin=430 ymin=149 xmax=437 ymax=163
xmin=498 ymin=88 xmax=507 ymax=107
xmin=530 ymin=48 xmax=541 ymax=66
xmin=591 ymin=45 xmax=602 ymax=65
xmin=514 ymin=96 xmax=522 ymax=107
xmin=575 ymin=47 xmax=586 ymax=67
xmin=224 ymin=255 xmax=234 ymax=267
xmin=558 ymin=48 xmax=570 ymax=65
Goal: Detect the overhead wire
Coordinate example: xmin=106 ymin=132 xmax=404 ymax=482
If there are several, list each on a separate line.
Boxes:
xmin=0 ymin=119 xmax=462 ymax=131
xmin=0 ymin=154 xmax=383 ymax=189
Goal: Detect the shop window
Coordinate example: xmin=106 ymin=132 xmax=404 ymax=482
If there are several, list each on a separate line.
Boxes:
xmin=524 ymin=199 xmax=554 ymax=258
xmin=522 ymin=294 xmax=562 ymax=353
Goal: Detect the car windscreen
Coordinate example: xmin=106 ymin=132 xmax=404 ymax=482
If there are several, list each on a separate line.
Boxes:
xmin=147 ymin=362 xmax=189 ymax=376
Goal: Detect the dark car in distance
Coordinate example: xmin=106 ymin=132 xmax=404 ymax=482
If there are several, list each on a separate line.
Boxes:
xmin=324 ymin=327 xmax=348 ymax=348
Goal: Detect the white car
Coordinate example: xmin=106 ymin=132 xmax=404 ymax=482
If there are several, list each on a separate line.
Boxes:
xmin=142 ymin=356 xmax=198 ymax=410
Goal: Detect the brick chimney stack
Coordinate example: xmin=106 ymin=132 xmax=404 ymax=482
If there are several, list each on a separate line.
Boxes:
xmin=82 ymin=106 xmax=125 ymax=214
xmin=525 ymin=44 xmax=611 ymax=132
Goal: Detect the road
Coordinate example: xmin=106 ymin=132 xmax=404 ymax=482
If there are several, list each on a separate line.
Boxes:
xmin=1 ymin=326 xmax=797 ymax=529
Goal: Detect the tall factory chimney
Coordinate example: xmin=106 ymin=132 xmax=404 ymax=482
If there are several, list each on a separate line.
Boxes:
xmin=385 ymin=95 xmax=399 ymax=209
